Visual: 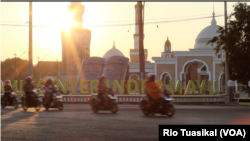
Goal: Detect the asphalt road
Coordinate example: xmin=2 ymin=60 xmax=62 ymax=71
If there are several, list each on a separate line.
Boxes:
xmin=1 ymin=104 xmax=250 ymax=141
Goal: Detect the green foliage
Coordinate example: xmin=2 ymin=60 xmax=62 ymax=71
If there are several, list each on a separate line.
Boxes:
xmin=207 ymin=2 xmax=250 ymax=85
xmin=1 ymin=58 xmax=38 ymax=82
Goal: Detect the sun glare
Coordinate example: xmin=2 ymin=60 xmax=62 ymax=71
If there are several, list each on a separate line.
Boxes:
xmin=60 ymin=12 xmax=76 ymax=32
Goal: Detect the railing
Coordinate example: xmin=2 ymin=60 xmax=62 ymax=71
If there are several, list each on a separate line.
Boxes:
xmin=1 ymin=93 xmax=228 ymax=104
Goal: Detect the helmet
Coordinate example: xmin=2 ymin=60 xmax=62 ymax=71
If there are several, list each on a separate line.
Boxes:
xmin=26 ymin=76 xmax=32 ymax=83
xmin=46 ymin=77 xmax=53 ymax=81
xmin=98 ymin=76 xmax=105 ymax=81
xmin=5 ymin=80 xmax=10 ymax=84
xmin=46 ymin=77 xmax=53 ymax=83
xmin=147 ymin=73 xmax=155 ymax=78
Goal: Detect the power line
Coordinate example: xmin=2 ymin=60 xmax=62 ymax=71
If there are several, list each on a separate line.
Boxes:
xmin=0 ymin=11 xmax=233 ymax=25
xmin=122 ymin=25 xmax=131 ymax=49
xmin=146 ymin=3 xmax=164 ymax=40
xmin=1 ymin=15 xmax=224 ymax=28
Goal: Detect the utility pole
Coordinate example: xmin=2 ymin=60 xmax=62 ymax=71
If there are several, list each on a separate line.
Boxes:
xmin=57 ymin=59 xmax=58 ymax=79
xmin=138 ymin=1 xmax=145 ymax=94
xmin=224 ymin=1 xmax=231 ymax=102
xmin=29 ymin=1 xmax=33 ymax=77
xmin=14 ymin=53 xmax=17 ymax=80
xmin=37 ymin=57 xmax=40 ymax=81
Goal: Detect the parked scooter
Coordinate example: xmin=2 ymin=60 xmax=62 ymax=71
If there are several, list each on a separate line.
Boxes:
xmin=140 ymin=90 xmax=175 ymax=117
xmin=1 ymin=90 xmax=18 ymax=109
xmin=89 ymin=88 xmax=118 ymax=113
xmin=43 ymin=92 xmax=63 ymax=111
xmin=21 ymin=89 xmax=41 ymax=112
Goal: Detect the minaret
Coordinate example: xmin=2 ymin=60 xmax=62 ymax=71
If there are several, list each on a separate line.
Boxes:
xmin=130 ymin=3 xmax=147 ymax=62
xmin=134 ymin=3 xmax=144 ymax=49
xmin=164 ymin=37 xmax=171 ymax=52
xmin=68 ymin=2 xmax=85 ymax=29
xmin=162 ymin=37 xmax=172 ymax=58
xmin=211 ymin=3 xmax=217 ymax=25
xmin=61 ymin=2 xmax=91 ymax=87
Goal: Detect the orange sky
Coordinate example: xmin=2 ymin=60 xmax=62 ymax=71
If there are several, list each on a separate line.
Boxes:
xmin=1 ymin=2 xmax=248 ymax=64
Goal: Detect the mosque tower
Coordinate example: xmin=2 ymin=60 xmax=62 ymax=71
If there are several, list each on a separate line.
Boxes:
xmin=61 ymin=2 xmax=91 ymax=79
xmin=129 ymin=3 xmax=148 ymax=63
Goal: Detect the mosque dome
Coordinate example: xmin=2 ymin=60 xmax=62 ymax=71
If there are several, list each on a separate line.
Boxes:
xmin=165 ymin=37 xmax=171 ymax=46
xmin=103 ymin=42 xmax=124 ymax=58
xmin=194 ymin=11 xmax=220 ymax=49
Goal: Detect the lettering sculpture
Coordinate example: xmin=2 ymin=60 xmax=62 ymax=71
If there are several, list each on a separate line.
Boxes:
xmin=2 ymin=79 xmax=219 ymax=95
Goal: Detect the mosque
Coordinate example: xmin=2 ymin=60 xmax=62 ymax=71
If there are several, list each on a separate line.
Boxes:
xmin=102 ymin=3 xmax=226 ymax=91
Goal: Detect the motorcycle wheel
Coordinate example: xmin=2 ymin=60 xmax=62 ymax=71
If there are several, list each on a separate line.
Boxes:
xmin=57 ymin=102 xmax=63 ymax=111
xmin=166 ymin=104 xmax=175 ymax=117
xmin=140 ymin=101 xmax=150 ymax=116
xmin=92 ymin=102 xmax=99 ymax=113
xmin=22 ymin=101 xmax=28 ymax=111
xmin=35 ymin=105 xmax=41 ymax=112
xmin=0 ymin=101 xmax=6 ymax=109
xmin=12 ymin=99 xmax=18 ymax=109
xmin=35 ymin=102 xmax=41 ymax=112
xmin=110 ymin=103 xmax=118 ymax=114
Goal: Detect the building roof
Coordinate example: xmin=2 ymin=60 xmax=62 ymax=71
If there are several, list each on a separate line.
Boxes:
xmin=165 ymin=37 xmax=171 ymax=46
xmin=194 ymin=11 xmax=219 ymax=49
xmin=103 ymin=42 xmax=124 ymax=58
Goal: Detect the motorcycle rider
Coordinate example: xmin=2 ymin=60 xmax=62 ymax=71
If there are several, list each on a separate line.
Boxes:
xmin=98 ymin=76 xmax=107 ymax=107
xmin=4 ymin=80 xmax=13 ymax=104
xmin=146 ymin=73 xmax=165 ymax=114
xmin=23 ymin=76 xmax=35 ymax=105
xmin=44 ymin=77 xmax=57 ymax=106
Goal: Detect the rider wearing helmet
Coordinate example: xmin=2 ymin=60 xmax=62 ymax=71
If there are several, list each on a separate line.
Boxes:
xmin=44 ymin=77 xmax=57 ymax=106
xmin=98 ymin=76 xmax=107 ymax=106
xmin=146 ymin=73 xmax=162 ymax=99
xmin=23 ymin=76 xmax=35 ymax=105
xmin=4 ymin=80 xmax=12 ymax=104
xmin=146 ymin=73 xmax=164 ymax=113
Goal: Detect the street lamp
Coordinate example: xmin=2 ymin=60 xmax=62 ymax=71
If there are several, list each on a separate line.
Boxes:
xmin=14 ymin=53 xmax=16 ymax=80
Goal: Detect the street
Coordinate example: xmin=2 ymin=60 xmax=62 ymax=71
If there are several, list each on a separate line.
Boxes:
xmin=1 ymin=104 xmax=250 ymax=141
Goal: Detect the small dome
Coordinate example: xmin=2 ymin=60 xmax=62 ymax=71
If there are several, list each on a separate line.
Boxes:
xmin=194 ymin=11 xmax=220 ymax=49
xmin=165 ymin=37 xmax=171 ymax=46
xmin=103 ymin=42 xmax=124 ymax=58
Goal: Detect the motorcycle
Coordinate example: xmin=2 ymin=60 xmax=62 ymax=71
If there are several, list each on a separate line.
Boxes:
xmin=43 ymin=93 xmax=63 ymax=111
xmin=140 ymin=90 xmax=175 ymax=117
xmin=21 ymin=89 xmax=41 ymax=112
xmin=89 ymin=88 xmax=118 ymax=114
xmin=1 ymin=90 xmax=19 ymax=109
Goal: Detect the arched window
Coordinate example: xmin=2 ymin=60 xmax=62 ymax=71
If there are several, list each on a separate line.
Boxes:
xmin=201 ymin=66 xmax=207 ymax=71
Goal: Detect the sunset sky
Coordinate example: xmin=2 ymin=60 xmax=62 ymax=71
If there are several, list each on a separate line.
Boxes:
xmin=1 ymin=2 xmax=249 ymax=64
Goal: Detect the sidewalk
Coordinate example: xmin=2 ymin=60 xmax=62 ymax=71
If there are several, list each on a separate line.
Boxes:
xmin=174 ymin=102 xmax=245 ymax=106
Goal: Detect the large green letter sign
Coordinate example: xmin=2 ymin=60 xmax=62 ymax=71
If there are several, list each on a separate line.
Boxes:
xmin=169 ymin=80 xmax=182 ymax=94
xmin=196 ymin=80 xmax=205 ymax=94
xmin=185 ymin=80 xmax=196 ymax=94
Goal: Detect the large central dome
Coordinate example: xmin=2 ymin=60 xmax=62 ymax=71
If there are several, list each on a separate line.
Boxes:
xmin=103 ymin=42 xmax=124 ymax=58
xmin=194 ymin=11 xmax=220 ymax=49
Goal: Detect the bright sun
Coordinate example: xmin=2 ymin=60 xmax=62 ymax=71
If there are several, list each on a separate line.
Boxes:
xmin=60 ymin=12 xmax=76 ymax=32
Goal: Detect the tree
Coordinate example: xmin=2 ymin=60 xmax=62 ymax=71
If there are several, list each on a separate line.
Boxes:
xmin=1 ymin=58 xmax=38 ymax=82
xmin=207 ymin=2 xmax=250 ymax=85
